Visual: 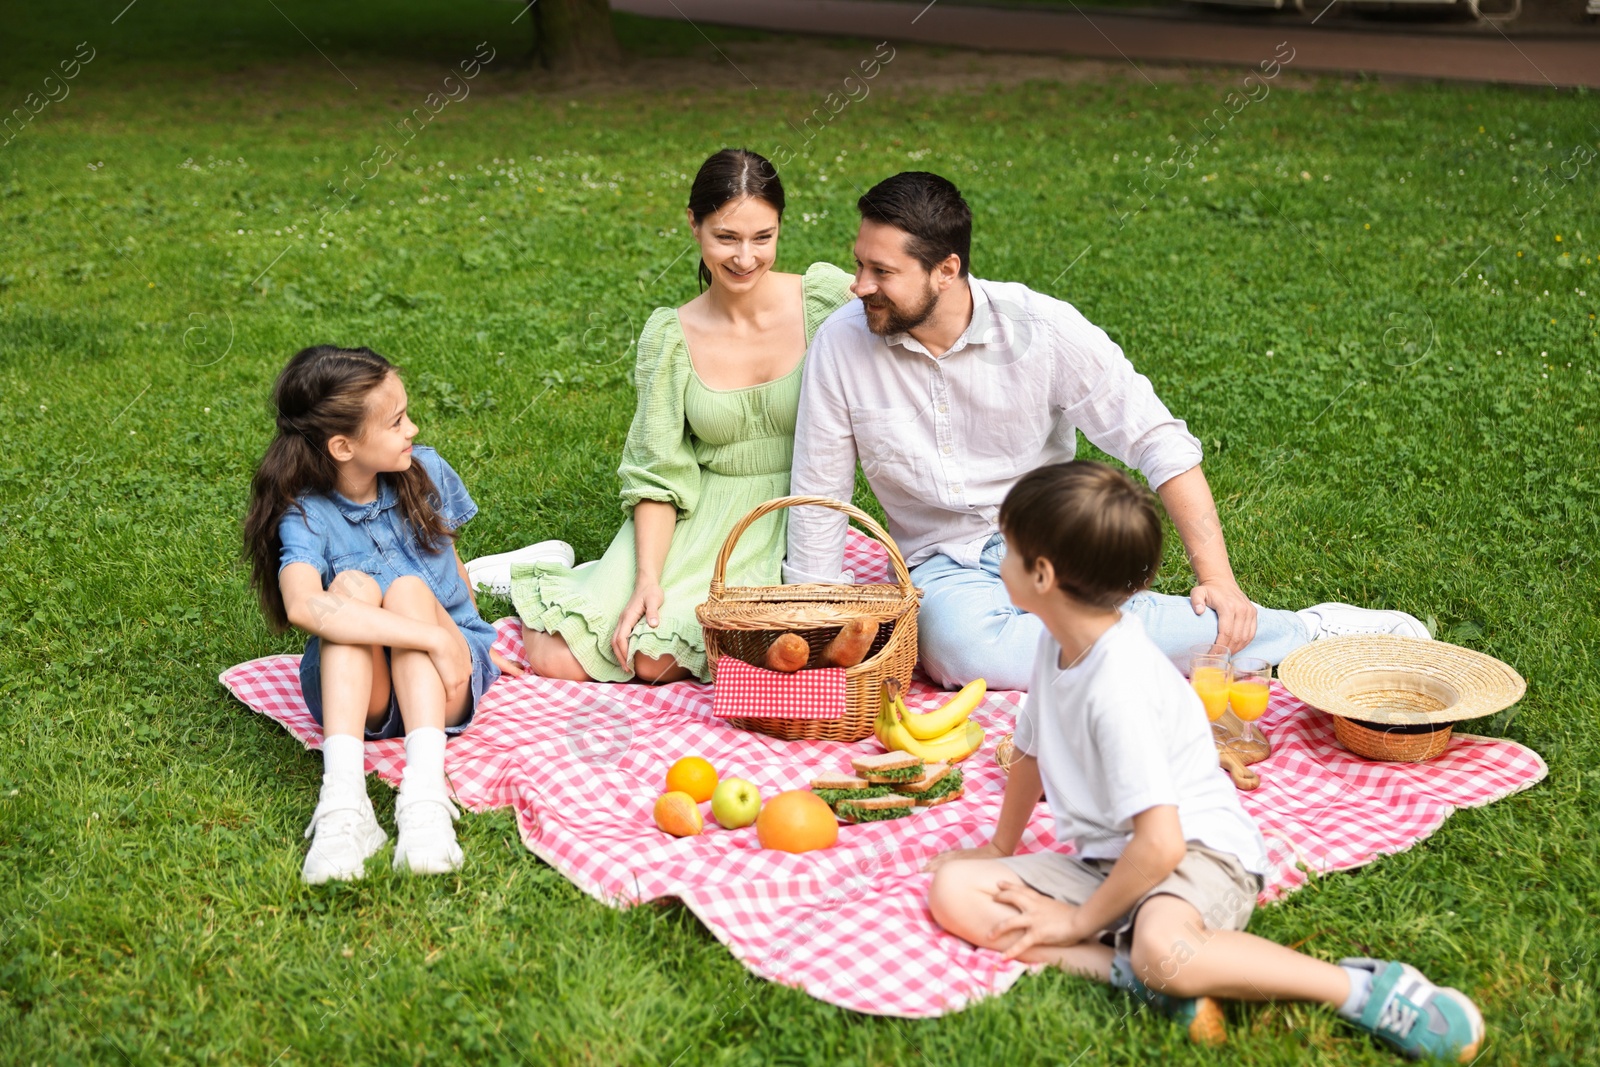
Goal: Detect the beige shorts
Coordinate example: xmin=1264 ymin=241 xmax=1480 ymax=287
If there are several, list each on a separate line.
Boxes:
xmin=997 ymin=842 xmax=1262 ymax=953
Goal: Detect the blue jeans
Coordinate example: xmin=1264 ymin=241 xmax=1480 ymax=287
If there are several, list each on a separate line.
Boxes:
xmin=911 ymin=534 xmax=1311 ymax=691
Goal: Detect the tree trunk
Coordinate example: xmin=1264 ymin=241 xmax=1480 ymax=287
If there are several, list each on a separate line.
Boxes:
xmin=526 ymin=0 xmax=620 ymax=71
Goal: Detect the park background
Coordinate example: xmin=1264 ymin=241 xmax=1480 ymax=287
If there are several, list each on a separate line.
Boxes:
xmin=1 ymin=1 xmax=1597 ymax=1063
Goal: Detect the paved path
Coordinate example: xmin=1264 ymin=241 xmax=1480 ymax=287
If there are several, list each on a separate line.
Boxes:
xmin=613 ymin=0 xmax=1599 ymax=88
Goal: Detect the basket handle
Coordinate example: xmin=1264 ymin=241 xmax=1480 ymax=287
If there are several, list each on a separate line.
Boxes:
xmin=707 ymin=495 xmax=914 ymax=600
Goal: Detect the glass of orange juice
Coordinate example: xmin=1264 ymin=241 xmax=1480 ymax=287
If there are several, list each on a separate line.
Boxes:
xmin=1224 ymin=656 xmax=1272 ymax=760
xmin=1228 ymin=657 xmax=1272 ymax=722
xmin=1188 ymin=645 xmax=1232 ymax=723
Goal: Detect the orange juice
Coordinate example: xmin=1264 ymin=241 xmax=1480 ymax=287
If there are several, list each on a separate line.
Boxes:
xmin=1229 ymin=680 xmax=1270 ymax=721
xmin=1191 ymin=667 xmax=1230 ymax=722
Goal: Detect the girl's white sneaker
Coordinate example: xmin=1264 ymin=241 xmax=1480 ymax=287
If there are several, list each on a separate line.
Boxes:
xmin=465 ymin=539 xmax=575 ymax=596
xmin=302 ymin=792 xmax=388 ymax=884
xmin=392 ymin=792 xmax=464 ymax=875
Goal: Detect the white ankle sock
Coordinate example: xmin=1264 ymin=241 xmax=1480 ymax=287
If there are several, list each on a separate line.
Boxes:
xmin=321 ymin=734 xmax=366 ymax=794
xmin=1337 ymin=965 xmax=1374 ymax=1020
xmin=400 ymin=727 xmax=449 ymax=798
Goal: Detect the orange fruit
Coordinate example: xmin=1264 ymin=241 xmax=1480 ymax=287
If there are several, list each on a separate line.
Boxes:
xmin=665 ymin=756 xmax=718 ymax=803
xmin=654 ymin=791 xmax=703 ymax=837
xmin=756 ymin=790 xmax=838 ymax=854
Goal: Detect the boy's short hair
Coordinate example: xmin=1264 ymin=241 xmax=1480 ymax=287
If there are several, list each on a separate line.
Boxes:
xmin=999 ymin=461 xmax=1163 ymax=609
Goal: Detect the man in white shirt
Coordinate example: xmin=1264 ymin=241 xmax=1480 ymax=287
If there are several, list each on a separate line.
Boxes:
xmin=784 ymin=171 xmax=1429 ymax=690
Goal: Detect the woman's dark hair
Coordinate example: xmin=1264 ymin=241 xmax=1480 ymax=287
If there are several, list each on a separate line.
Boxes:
xmin=999 ymin=461 xmax=1163 ymax=610
xmin=687 ymin=148 xmax=786 ymax=290
xmin=857 ymin=171 xmax=971 ymax=277
xmin=243 ymin=345 xmax=452 ymax=631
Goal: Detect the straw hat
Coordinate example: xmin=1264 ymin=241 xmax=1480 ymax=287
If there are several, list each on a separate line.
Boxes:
xmin=1278 ymin=635 xmax=1525 ymax=727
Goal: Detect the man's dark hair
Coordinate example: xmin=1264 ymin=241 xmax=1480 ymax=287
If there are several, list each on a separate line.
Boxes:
xmin=857 ymin=171 xmax=971 ymax=277
xmin=999 ymin=461 xmax=1163 ymax=610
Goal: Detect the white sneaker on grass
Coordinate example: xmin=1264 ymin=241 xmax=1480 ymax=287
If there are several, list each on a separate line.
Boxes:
xmin=302 ymin=792 xmax=388 ymax=885
xmin=465 ymin=540 xmax=575 ymax=597
xmin=392 ymin=792 xmax=464 ymax=875
xmin=1297 ymin=603 xmax=1433 ymax=641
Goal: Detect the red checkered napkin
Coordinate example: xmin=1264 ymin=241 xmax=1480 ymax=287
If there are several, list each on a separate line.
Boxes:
xmin=711 ymin=657 xmax=847 ymax=721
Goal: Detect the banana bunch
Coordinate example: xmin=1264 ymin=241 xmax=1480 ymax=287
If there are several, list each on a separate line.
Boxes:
xmin=875 ymin=678 xmax=986 ymax=763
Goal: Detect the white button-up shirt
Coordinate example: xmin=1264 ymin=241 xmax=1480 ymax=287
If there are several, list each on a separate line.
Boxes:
xmin=784 ymin=277 xmax=1204 ymax=583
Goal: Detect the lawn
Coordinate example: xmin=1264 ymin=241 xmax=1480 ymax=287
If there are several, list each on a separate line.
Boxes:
xmin=1 ymin=2 xmax=1597 ymax=1064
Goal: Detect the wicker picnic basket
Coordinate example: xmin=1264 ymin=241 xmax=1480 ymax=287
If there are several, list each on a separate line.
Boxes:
xmin=696 ymin=495 xmax=922 ymax=742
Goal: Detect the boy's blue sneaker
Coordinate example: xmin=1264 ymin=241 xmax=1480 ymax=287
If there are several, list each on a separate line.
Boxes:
xmin=1110 ymin=953 xmax=1226 ymax=1046
xmin=1340 ymin=958 xmax=1485 ymax=1062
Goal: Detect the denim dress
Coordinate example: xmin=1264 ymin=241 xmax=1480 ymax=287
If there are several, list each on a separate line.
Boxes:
xmin=278 ymin=445 xmax=500 ymax=739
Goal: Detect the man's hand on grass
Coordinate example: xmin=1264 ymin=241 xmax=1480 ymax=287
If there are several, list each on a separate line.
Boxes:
xmin=1190 ymin=576 xmax=1258 ymax=654
xmin=990 ymin=879 xmax=1086 ymax=960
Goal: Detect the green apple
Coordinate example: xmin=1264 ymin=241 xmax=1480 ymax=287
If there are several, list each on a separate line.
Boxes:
xmin=711 ymin=777 xmax=762 ymax=829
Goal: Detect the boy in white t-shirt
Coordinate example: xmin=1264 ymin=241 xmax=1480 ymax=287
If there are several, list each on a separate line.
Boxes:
xmin=926 ymin=461 xmax=1484 ymax=1061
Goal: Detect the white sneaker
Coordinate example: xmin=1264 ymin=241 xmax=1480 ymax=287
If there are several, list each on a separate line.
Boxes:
xmin=465 ymin=540 xmax=575 ymax=597
xmin=1297 ymin=602 xmax=1433 ymax=641
xmin=392 ymin=792 xmax=464 ymax=875
xmin=302 ymin=792 xmax=387 ymax=884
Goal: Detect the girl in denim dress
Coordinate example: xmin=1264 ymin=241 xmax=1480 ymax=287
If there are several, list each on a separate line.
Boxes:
xmin=244 ymin=345 xmax=524 ymax=884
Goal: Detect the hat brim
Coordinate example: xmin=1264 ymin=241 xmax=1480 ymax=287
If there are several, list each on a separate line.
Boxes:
xmin=1278 ymin=635 xmax=1524 ymax=726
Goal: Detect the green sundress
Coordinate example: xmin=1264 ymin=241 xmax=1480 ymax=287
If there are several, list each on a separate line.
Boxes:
xmin=511 ymin=261 xmax=856 ymax=682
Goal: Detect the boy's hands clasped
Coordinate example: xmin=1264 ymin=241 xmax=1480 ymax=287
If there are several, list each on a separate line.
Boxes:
xmin=924 ymin=843 xmax=1089 ymax=959
xmin=988 ymin=881 xmax=1087 ymax=961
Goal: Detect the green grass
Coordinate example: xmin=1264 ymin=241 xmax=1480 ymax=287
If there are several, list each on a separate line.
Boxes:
xmin=2 ymin=3 xmax=1598 ymax=1064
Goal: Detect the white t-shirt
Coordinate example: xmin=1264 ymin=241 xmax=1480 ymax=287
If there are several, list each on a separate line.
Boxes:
xmin=1013 ymin=613 xmax=1269 ymax=875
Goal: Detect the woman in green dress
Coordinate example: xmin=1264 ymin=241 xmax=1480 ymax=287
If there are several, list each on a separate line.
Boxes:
xmin=512 ymin=148 xmax=856 ymax=684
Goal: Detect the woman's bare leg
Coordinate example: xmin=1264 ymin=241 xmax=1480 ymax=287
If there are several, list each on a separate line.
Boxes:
xmin=522 ymin=626 xmax=594 ymax=682
xmin=632 ymin=652 xmax=692 ymax=684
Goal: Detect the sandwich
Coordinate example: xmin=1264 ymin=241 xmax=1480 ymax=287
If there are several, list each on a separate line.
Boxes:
xmin=894 ymin=763 xmax=965 ymax=807
xmin=836 ymin=794 xmax=916 ymax=823
xmin=809 ymin=773 xmax=894 ymax=809
xmin=850 ymin=751 xmax=925 ymax=784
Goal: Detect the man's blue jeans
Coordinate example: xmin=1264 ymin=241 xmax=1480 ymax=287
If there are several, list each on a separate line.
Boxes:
xmin=911 ymin=534 xmax=1311 ymax=691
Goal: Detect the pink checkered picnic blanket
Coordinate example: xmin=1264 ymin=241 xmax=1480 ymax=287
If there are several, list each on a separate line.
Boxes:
xmin=220 ymin=531 xmax=1546 ymax=1018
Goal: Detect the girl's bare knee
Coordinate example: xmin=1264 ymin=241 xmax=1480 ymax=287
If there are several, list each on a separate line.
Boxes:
xmin=381 ymin=574 xmax=434 ymax=610
xmin=330 ymin=569 xmax=382 ymax=604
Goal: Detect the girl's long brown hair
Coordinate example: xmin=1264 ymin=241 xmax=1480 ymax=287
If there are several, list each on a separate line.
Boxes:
xmin=243 ymin=345 xmax=453 ymax=631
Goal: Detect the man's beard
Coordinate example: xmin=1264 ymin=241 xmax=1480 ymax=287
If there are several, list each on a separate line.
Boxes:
xmin=863 ymin=283 xmax=939 ymax=336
